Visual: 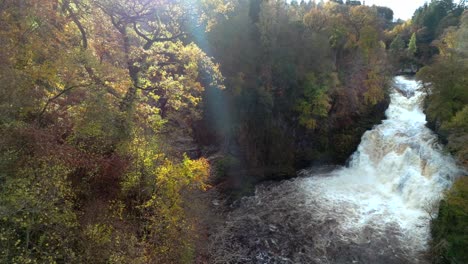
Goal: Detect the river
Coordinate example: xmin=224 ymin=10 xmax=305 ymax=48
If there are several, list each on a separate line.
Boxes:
xmin=209 ymin=76 xmax=462 ymax=264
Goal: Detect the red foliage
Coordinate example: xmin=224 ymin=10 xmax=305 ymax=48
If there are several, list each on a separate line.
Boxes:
xmin=91 ymin=154 xmax=130 ymax=200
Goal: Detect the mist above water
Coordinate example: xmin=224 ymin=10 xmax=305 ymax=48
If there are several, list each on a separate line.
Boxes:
xmin=210 ymin=76 xmax=461 ymax=264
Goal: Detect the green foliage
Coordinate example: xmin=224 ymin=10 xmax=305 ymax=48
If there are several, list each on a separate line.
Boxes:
xmin=412 ymin=0 xmax=460 ymax=41
xmin=419 ymin=11 xmax=468 ymax=129
xmin=444 ymin=106 xmax=468 ymax=133
xmin=408 ymin=32 xmax=418 ymax=55
xmin=410 ymin=0 xmax=465 ymax=62
xmin=0 ymin=161 xmax=80 ymax=264
xmin=419 ymin=46 xmax=467 ymax=165
xmin=431 ymin=177 xmax=468 ymax=264
xmin=390 ymin=35 xmax=405 ymax=52
xmin=420 ymin=11 xmax=468 ymax=263
xmin=295 ymin=73 xmax=331 ymax=129
xmin=213 ymin=155 xmax=241 ymax=181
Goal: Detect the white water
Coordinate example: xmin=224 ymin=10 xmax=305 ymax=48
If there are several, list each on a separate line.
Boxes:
xmin=299 ymin=76 xmax=459 ymax=251
xmin=211 ymin=77 xmax=462 ymax=264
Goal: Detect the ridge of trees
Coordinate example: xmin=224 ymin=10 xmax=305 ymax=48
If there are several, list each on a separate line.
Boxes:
xmin=196 ymin=0 xmax=392 ymax=190
xmin=408 ymin=2 xmax=468 ymax=263
xmin=387 ymin=0 xmax=466 ymax=68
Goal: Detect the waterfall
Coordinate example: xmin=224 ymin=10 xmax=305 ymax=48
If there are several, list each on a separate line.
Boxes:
xmin=210 ymin=76 xmax=462 ymax=264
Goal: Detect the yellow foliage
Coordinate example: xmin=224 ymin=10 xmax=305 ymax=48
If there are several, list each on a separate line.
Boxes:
xmin=364 ymin=69 xmax=385 ymax=105
xmin=84 ymin=224 xmax=113 ymax=246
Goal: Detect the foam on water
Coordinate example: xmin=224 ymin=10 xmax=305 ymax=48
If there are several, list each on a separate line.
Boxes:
xmin=211 ymin=76 xmax=462 ymax=264
xmin=300 ymin=76 xmax=460 ymax=251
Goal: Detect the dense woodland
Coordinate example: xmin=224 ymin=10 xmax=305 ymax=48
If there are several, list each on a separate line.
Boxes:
xmin=412 ymin=2 xmax=468 ymax=263
xmin=0 ymin=0 xmax=466 ymax=263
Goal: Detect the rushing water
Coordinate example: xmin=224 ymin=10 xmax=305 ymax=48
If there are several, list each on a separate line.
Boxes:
xmin=210 ymin=77 xmax=462 ymax=264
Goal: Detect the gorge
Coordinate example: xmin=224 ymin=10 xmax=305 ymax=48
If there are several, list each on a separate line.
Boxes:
xmin=210 ymin=76 xmax=462 ymax=264
xmin=1 ymin=1 xmax=466 ymax=263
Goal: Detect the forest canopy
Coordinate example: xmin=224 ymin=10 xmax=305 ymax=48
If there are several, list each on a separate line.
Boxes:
xmin=0 ymin=0 xmax=466 ymax=263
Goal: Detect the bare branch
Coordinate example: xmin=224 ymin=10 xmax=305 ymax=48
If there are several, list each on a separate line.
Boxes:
xmin=63 ymin=0 xmax=88 ymax=49
xmin=84 ymin=66 xmax=122 ymax=99
xmin=37 ymin=82 xmax=91 ymax=119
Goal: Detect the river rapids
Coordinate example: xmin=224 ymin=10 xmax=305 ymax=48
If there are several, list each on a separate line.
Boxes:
xmin=209 ymin=77 xmax=462 ymax=264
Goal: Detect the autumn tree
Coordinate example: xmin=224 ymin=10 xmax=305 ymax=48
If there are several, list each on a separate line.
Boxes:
xmin=418 ymin=11 xmax=468 ymax=165
xmin=0 ymin=0 xmax=228 ymax=263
